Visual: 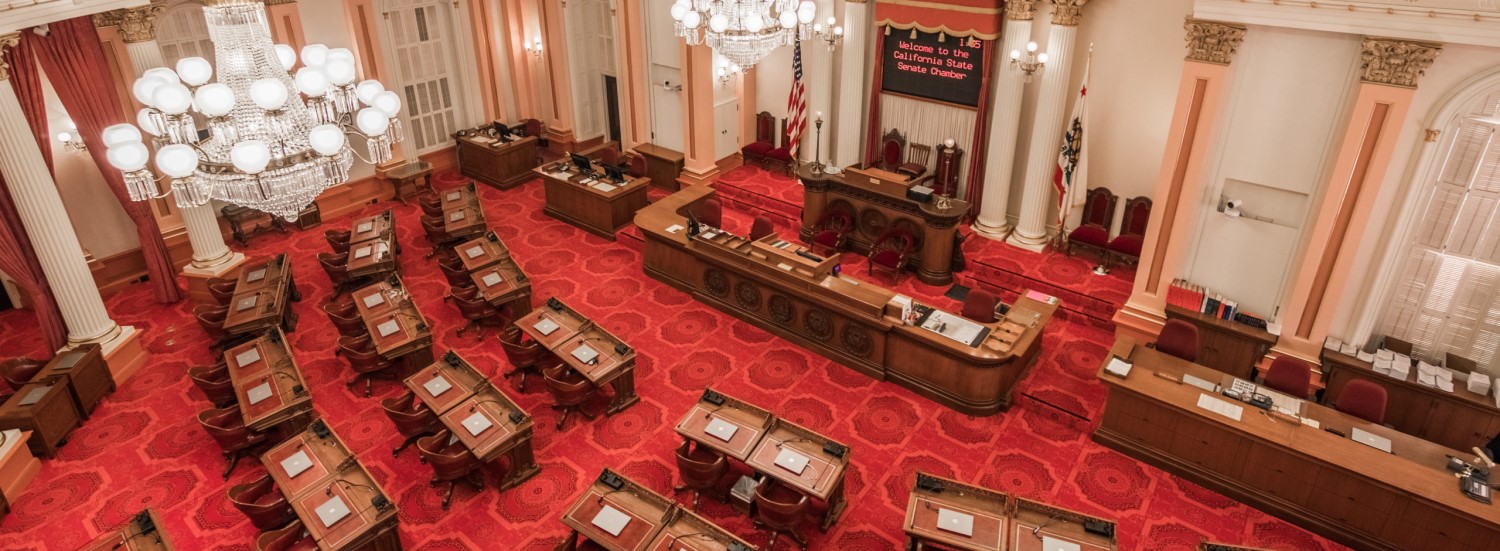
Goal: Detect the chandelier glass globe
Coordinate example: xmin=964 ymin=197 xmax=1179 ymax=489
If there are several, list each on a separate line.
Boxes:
xmin=670 ymin=0 xmax=816 ymax=68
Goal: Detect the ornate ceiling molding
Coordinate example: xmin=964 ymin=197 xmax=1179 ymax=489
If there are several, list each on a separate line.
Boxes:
xmin=263 ymin=0 xmax=299 ymax=5
xmin=1192 ymin=0 xmax=1500 ymax=49
xmin=1006 ymin=0 xmax=1037 ymax=22
xmin=1359 ymin=37 xmax=1442 ymax=88
xmin=1183 ymin=18 xmax=1247 ymax=65
xmin=1049 ymin=0 xmax=1087 ymax=26
xmin=0 ymin=33 xmax=19 ymax=82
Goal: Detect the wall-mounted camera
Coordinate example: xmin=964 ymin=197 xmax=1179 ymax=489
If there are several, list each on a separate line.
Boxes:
xmin=662 ymin=80 xmax=683 ymax=92
xmin=1223 ymin=198 xmax=1244 ymax=218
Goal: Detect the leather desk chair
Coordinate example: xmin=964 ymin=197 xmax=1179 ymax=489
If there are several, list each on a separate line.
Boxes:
xmin=673 ymin=441 xmax=727 ymax=511
xmin=255 ymin=519 xmax=316 ymax=551
xmin=753 ymin=478 xmax=811 ymax=550
xmin=337 ymin=334 xmax=373 ymax=359
xmin=436 ymin=250 xmax=465 ymax=274
xmin=421 ymin=215 xmax=458 ymax=258
xmin=198 ymin=405 xmax=269 ymax=479
xmin=207 ymin=277 xmax=239 ymax=307
xmin=416 ymin=429 xmax=483 ymax=510
xmin=229 ymin=473 xmax=294 ymax=531
xmin=445 ymin=283 xmax=479 ymax=307
xmin=500 ymin=330 xmax=550 ymax=391
xmin=0 ymin=357 xmax=45 ymax=392
xmin=627 ymin=154 xmax=647 ymax=179
xmin=418 ymin=194 xmax=444 ymax=218
xmin=324 ymin=229 xmax=352 ymax=255
xmin=750 ymin=216 xmax=776 ymax=241
xmin=1152 ymin=319 xmax=1200 ymax=363
xmin=545 ymin=368 xmax=597 ymax=430
xmin=344 ymin=343 xmax=400 ymax=397
xmin=317 ymin=252 xmax=356 ymax=297
xmin=697 ymin=198 xmax=724 ymax=229
xmin=194 ymin=304 xmax=235 ymax=351
xmin=960 ymin=290 xmax=1000 ymax=324
xmin=1262 ymin=356 xmax=1312 ymax=399
xmin=453 ymin=295 xmax=509 ymax=338
xmin=1336 ymin=379 xmax=1389 ymax=425
xmin=439 ymin=262 xmax=472 ymax=288
xmin=189 ymin=363 xmax=237 ymax=408
xmin=324 ymin=302 xmax=368 ymax=339
xmin=382 ymin=390 xmax=441 ymax=458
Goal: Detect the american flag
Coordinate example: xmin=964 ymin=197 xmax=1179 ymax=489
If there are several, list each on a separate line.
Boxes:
xmin=785 ymin=43 xmax=809 ymax=156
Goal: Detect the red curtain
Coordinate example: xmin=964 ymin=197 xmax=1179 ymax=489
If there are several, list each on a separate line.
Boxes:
xmin=863 ymin=31 xmax=887 ymax=166
xmin=27 ymin=17 xmax=181 ymax=303
xmin=0 ymin=41 xmax=68 ymax=352
xmin=962 ymin=39 xmax=995 ymax=221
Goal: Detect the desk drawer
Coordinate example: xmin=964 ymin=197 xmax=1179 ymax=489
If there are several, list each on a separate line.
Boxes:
xmin=1167 ymin=417 xmax=1247 ymax=477
xmin=1306 ymin=470 xmax=1398 ymax=535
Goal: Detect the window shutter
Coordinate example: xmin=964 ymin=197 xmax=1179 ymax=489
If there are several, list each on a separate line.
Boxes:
xmin=381 ymin=0 xmax=466 ymax=154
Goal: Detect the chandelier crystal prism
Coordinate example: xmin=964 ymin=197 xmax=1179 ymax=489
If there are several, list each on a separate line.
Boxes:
xmin=103 ymin=0 xmax=403 ymax=220
xmin=671 ymin=0 xmax=817 ymax=69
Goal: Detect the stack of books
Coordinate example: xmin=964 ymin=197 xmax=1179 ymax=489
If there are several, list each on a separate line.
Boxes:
xmin=1167 ymin=278 xmax=1262 ymax=326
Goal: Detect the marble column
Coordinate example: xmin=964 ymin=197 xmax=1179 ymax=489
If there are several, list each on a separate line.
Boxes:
xmin=1271 ymin=38 xmax=1440 ymax=364
xmin=831 ymin=0 xmax=870 ymax=168
xmin=1112 ymin=19 xmax=1245 ymax=343
xmin=1007 ymin=0 xmax=1085 ymax=251
xmin=972 ymin=0 xmax=1037 ymax=240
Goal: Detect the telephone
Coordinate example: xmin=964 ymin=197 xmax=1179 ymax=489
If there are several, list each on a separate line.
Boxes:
xmin=1461 ymin=474 xmax=1492 ymax=504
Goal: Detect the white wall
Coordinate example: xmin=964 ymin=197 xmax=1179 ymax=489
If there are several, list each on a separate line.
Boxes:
xmin=42 ymin=73 xmax=139 ymax=259
xmin=299 ymin=0 xmax=375 ymax=180
xmin=643 ymin=0 xmax=683 ymax=151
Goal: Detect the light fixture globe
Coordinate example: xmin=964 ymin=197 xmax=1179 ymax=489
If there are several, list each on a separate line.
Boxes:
xmin=132 ymin=77 xmax=166 ymax=106
xmin=143 ymin=67 xmax=179 ymax=85
xmin=194 ymin=83 xmax=236 ymax=117
xmin=151 ymin=82 xmax=192 ymax=115
xmin=356 ymin=107 xmax=390 ymax=136
xmin=155 ymin=144 xmax=198 ymax=178
xmin=373 ymin=91 xmax=402 ymax=118
xmin=106 ymin=142 xmax=150 ymax=172
xmin=294 ymin=67 xmax=330 ymax=97
xmin=300 ymin=44 xmax=329 ymax=67
xmin=355 ymin=80 xmax=385 ymax=105
xmin=136 ymin=108 xmax=161 ymax=136
xmin=250 ymin=78 xmax=289 ymax=111
xmin=274 ymin=44 xmax=297 ymax=71
xmin=230 ymin=140 xmax=272 ymax=174
xmin=308 ymin=124 xmax=346 ymax=156
xmin=102 ymin=124 xmax=143 ymax=149
xmin=672 ymin=0 xmax=818 ymax=68
xmin=324 ymin=58 xmax=356 ymax=86
xmin=175 ymin=57 xmax=213 ymax=86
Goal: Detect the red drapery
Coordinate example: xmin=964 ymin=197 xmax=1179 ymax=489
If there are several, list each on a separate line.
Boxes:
xmin=27 ymin=17 xmax=181 ymax=303
xmin=864 ymin=31 xmax=887 ymax=167
xmin=0 ymin=41 xmax=68 ymax=352
xmin=873 ymin=0 xmax=1005 ymax=40
xmin=962 ymin=39 xmax=995 ymax=220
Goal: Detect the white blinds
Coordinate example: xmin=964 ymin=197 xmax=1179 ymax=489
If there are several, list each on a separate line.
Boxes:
xmin=382 ymin=0 xmax=462 ymax=153
xmin=1380 ymin=88 xmax=1500 ymax=370
xmin=157 ymin=5 xmax=215 ymax=67
xmin=878 ymin=94 xmax=977 ymax=196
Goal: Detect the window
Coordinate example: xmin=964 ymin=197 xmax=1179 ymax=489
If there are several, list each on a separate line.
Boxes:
xmin=156 ymin=3 xmax=215 ymax=66
xmin=380 ymin=0 xmax=468 ymax=153
xmin=1380 ymin=88 xmax=1500 ymax=369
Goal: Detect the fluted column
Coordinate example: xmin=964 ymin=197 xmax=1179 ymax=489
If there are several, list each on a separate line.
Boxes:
xmin=1008 ymin=0 xmax=1085 ymax=251
xmin=831 ymin=0 xmax=870 ymax=167
xmin=0 ymin=34 xmax=120 ymax=344
xmin=972 ymin=0 xmax=1036 ymax=239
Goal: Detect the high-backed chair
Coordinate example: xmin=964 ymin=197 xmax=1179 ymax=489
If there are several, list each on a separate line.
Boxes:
xmin=317 ymin=252 xmax=356 ymax=297
xmin=1262 ymin=356 xmax=1312 ymax=399
xmin=627 ymin=153 xmax=647 ymax=179
xmin=765 ymin=119 xmax=794 ymax=174
xmin=867 ymin=224 xmax=917 ymax=281
xmin=1383 ymin=336 xmax=1414 ymax=356
xmin=416 ymin=429 xmax=483 ymax=509
xmin=207 ymin=277 xmax=239 ymax=307
xmin=500 ymin=330 xmax=550 ymax=391
xmin=418 ymin=194 xmax=444 ymax=218
xmin=750 ymin=216 xmax=776 ymax=241
xmin=194 ymin=304 xmax=236 ymax=351
xmin=545 ymin=368 xmax=598 ymax=430
xmin=0 ymin=357 xmax=45 ymax=391
xmin=673 ymin=441 xmax=728 ymax=511
xmin=198 ymin=405 xmax=269 ymax=479
xmin=899 ymin=142 xmax=932 ymax=179
xmin=809 ymin=204 xmax=853 ymax=256
xmin=439 ymin=262 xmax=472 ymax=288
xmin=344 ymin=345 xmax=400 ymax=397
xmin=961 ymin=289 xmax=1000 ymax=324
xmin=1066 ymin=187 xmax=1118 ymax=261
xmin=1152 ymin=319 xmax=1199 ymax=363
xmin=753 ymin=478 xmax=811 ymax=550
xmin=189 ymin=363 xmax=237 ymax=408
xmin=324 ymin=229 xmax=352 ymax=254
xmin=524 ymin=118 xmax=549 ymax=149
xmin=742 ymin=111 xmax=777 ymax=167
xmin=254 ymin=519 xmax=316 ymax=551
xmin=228 ymin=474 xmax=294 ymax=531
xmin=1336 ymin=379 xmax=1388 ymax=425
xmin=381 ymin=390 xmax=441 ymax=458
xmin=1107 ymin=196 xmax=1152 ymax=266
xmin=453 ymin=295 xmax=509 ymax=338
xmin=324 ymin=302 xmax=368 ymax=339
xmin=697 ymin=198 xmax=723 ymax=229
xmin=874 ymin=129 xmax=907 ymax=173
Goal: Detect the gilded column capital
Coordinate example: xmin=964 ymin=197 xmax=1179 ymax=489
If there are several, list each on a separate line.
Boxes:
xmin=1183 ymin=18 xmax=1246 ymax=65
xmin=1006 ymin=0 xmax=1037 ymax=22
xmin=0 ymin=33 xmax=19 ymax=81
xmin=97 ymin=4 xmax=166 ymax=43
xmin=1359 ymin=37 xmax=1442 ymax=88
xmin=1049 ymin=0 xmax=1087 ymax=27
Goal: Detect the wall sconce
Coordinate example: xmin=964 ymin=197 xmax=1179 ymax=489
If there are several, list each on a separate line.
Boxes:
xmin=813 ymin=16 xmax=843 ymax=51
xmin=1009 ymin=41 xmax=1048 ymax=83
xmin=525 ymin=37 xmax=543 ymax=58
xmin=715 ymin=60 xmax=741 ymax=86
xmin=56 ymin=119 xmax=86 ymax=152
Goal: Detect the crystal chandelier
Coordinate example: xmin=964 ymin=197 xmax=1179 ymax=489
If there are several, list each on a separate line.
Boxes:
xmin=670 ymin=0 xmax=817 ymax=69
xmin=102 ymin=0 xmax=402 ymax=220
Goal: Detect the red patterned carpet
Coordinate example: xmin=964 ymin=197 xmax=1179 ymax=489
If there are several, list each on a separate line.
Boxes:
xmin=0 ymin=170 xmax=1343 ymax=550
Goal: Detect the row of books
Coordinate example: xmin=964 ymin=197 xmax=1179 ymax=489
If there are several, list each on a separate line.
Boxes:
xmin=1166 ymin=279 xmax=1267 ymax=329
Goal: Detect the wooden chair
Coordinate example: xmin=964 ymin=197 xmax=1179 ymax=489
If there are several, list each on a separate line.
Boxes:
xmin=545 ymin=367 xmax=598 ymax=430
xmin=0 ymin=357 xmax=45 ymax=392
xmin=439 ymin=262 xmax=472 ymax=288
xmin=753 ymin=478 xmax=811 ymax=550
xmin=500 ymin=329 xmax=554 ymax=391
xmin=672 ymin=441 xmax=727 ymax=511
xmin=421 ymin=215 xmax=459 ymax=258
xmin=416 ymin=429 xmax=484 ymax=510
xmin=254 ymin=519 xmax=316 ymax=551
xmin=809 ymin=203 xmax=853 ymax=256
xmin=1066 ymin=187 xmax=1118 ymax=263
xmin=188 ymin=363 xmax=237 ymax=408
xmin=960 ymin=289 xmax=999 ymax=323
xmin=228 ymin=474 xmax=294 ymax=531
xmin=453 ymin=295 xmax=510 ymax=338
xmin=867 ymin=223 xmax=918 ymax=281
xmin=198 ymin=405 xmax=270 ymax=479
xmin=324 ymin=302 xmax=367 ymax=339
xmin=343 ymin=342 xmax=400 ymax=397
xmin=873 ymin=129 xmax=907 ymax=173
xmin=194 ymin=304 xmax=237 ymax=351
xmin=1107 ymin=196 xmax=1152 ymax=266
xmin=418 ymin=193 xmax=444 ymax=218
xmin=899 ymin=142 xmax=932 ymax=179
xmin=1152 ymin=319 xmax=1199 ymax=363
xmin=381 ymin=390 xmax=441 ymax=458
xmin=626 ymin=153 xmax=647 ymax=179
xmin=742 ymin=111 xmax=777 ymax=166
xmin=765 ymin=119 xmax=795 ymax=174
xmin=317 ymin=252 xmax=357 ymax=298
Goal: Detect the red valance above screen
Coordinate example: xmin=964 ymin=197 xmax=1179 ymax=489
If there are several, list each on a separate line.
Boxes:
xmin=874 ymin=0 xmax=1005 ymax=40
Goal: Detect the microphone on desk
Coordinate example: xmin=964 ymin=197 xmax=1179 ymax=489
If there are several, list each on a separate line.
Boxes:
xmin=1031 ymin=514 xmax=1061 ymax=540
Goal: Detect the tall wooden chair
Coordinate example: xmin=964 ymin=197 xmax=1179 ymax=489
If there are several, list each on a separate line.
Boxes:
xmin=742 ymin=111 xmax=776 ymax=166
xmin=899 ymin=142 xmax=932 ymax=179
xmin=1066 ymin=187 xmax=1118 ymax=262
xmin=1107 ymin=196 xmax=1152 ymax=266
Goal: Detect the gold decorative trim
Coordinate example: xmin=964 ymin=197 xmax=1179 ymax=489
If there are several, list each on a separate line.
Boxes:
xmin=1183 ymin=19 xmax=1246 ymax=65
xmin=1049 ymin=0 xmax=1087 ymax=26
xmin=0 ymin=33 xmax=19 ymax=82
xmin=92 ymin=9 xmax=124 ymax=28
xmin=1424 ymin=129 xmax=1441 ymax=142
xmin=1006 ymin=0 xmax=1037 ymax=21
xmin=263 ymin=0 xmax=299 ymax=4
xmin=875 ymin=0 xmax=1002 ymax=15
xmin=875 ymin=20 xmax=1000 ymax=41
xmin=1359 ymin=37 xmax=1441 ymax=88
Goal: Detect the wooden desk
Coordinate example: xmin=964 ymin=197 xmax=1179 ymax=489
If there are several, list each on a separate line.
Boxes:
xmin=459 ymin=134 xmax=539 ymax=189
xmin=221 ymin=204 xmax=286 ymax=247
xmin=0 ymin=381 xmax=79 ymax=458
xmin=1094 ymin=338 xmax=1500 ymax=551
xmin=380 ymin=161 xmax=432 ymax=203
xmin=347 ymin=211 xmax=400 ymax=280
xmin=224 ymin=255 xmax=299 ymax=336
xmin=638 ymin=185 xmax=1054 ymax=415
xmin=351 ymin=279 xmax=435 ymax=371
xmin=349 ymin=212 xmax=394 ymax=246
xmin=674 ymin=388 xmax=774 ymax=462
xmin=1322 ymin=348 xmax=1500 ymax=451
xmin=644 ymin=507 xmax=758 ymax=551
xmin=404 ymin=352 xmax=540 ymax=489
xmin=262 ymin=421 xmax=401 ymax=551
xmin=76 ymin=508 xmax=175 ymax=551
xmin=439 ymin=183 xmax=477 ymax=211
xmin=1009 ymin=497 xmax=1117 ymax=551
xmin=36 ymin=343 xmax=110 ymax=419
xmin=517 ymin=299 xmax=639 ymax=415
xmin=634 ymin=143 xmax=684 ymax=191
xmin=799 ymin=164 xmax=969 ymax=285
xmin=745 ymin=417 xmax=850 ymax=529
xmin=441 ymin=186 xmax=487 ymax=242
xmin=560 ymin=469 xmax=676 ymax=551
xmin=535 ymin=161 xmax=651 ymax=241
xmin=1164 ymin=305 xmax=1277 ymax=381
xmin=455 ymin=232 xmax=510 ymax=272
xmin=224 ymin=329 xmax=312 ymax=436
xmin=470 ymin=254 xmax=532 ymax=316
xmin=904 ymin=472 xmax=1007 ymax=551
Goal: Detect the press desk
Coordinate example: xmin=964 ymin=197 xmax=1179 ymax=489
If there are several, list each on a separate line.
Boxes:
xmin=35 ymin=343 xmax=110 ymax=418
xmin=351 ymin=279 xmax=435 ymax=371
xmin=638 ymin=185 xmax=1053 ymax=415
xmin=223 ymin=329 xmax=312 ymax=435
xmin=535 ymin=161 xmax=651 ymax=241
xmin=1094 ymin=338 xmax=1500 ymax=551
xmin=559 ymin=470 xmax=676 ymax=551
xmin=1321 ymin=347 xmax=1500 ymax=452
xmin=262 ymin=421 xmax=401 ymax=551
xmin=223 ymin=254 xmax=299 ymax=336
xmin=76 ymin=508 xmax=175 ymax=551
xmin=634 ymin=143 xmax=684 ymax=191
xmin=346 ymin=211 xmax=399 ymax=280
xmin=458 ymin=133 xmax=538 ymax=189
xmin=517 ymin=299 xmax=639 ymax=415
xmin=403 ymin=352 xmax=539 ymax=489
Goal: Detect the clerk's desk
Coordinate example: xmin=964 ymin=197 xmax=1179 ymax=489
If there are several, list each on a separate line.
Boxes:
xmin=637 ymin=185 xmax=1053 ymax=415
xmin=1094 ymin=337 xmax=1500 ymax=551
xmin=1322 ymin=347 xmax=1500 ymax=452
xmin=535 ymin=159 xmax=651 ymax=241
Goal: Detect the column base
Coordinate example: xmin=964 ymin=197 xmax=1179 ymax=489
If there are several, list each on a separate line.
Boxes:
xmin=0 ymin=429 xmax=41 ymax=507
xmin=183 ymin=252 xmax=248 ymax=304
xmin=676 ymin=165 xmax=722 ymax=187
xmin=1005 ymin=230 xmax=1049 ymax=252
xmin=90 ymin=325 xmax=150 ymax=385
xmin=1113 ymin=300 xmax=1167 ymax=344
xmin=971 ymin=219 xmax=1012 ymax=241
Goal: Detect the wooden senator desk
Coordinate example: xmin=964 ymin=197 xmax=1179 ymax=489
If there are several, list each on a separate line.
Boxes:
xmin=455 ymin=232 xmax=509 ymax=271
xmin=637 ymin=185 xmax=1054 ymax=416
xmin=1094 ymin=338 xmax=1500 ymax=551
xmin=1322 ymin=347 xmax=1500 ymax=452
xmin=453 ymin=231 xmax=533 ymax=315
xmin=645 ymin=507 xmax=758 ymax=551
xmin=798 ymin=164 xmax=969 ymax=286
xmin=34 ymin=343 xmax=110 ymax=419
xmin=0 ymin=381 xmax=78 ymax=458
xmin=1164 ymin=304 xmax=1277 ymax=381
xmin=440 ymin=183 xmax=487 ymax=242
xmin=76 ymin=508 xmax=175 ymax=551
xmin=558 ymin=470 xmax=675 ymax=551
xmin=516 ymin=299 xmax=640 ymax=415
xmin=459 ymin=133 xmax=539 ymax=190
xmin=351 ymin=279 xmax=435 ymax=371
xmin=224 ymin=254 xmax=299 ymax=336
xmin=674 ymin=388 xmax=774 ymax=462
xmin=535 ymin=161 xmax=651 ymax=241
xmin=347 ymin=211 xmax=399 ymax=280
xmin=403 ymin=352 xmax=540 ymax=489
xmin=262 ymin=421 xmax=401 ymax=551
xmin=904 ymin=472 xmax=1008 ymax=551
xmin=438 ymin=182 xmax=476 ymax=211
xmin=223 ymin=328 xmax=312 ymax=437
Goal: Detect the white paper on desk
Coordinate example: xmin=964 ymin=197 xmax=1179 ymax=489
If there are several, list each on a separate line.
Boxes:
xmin=362 ymin=293 xmax=385 ymax=308
xmin=450 ymin=211 xmax=465 ymax=222
xmin=1351 ymin=427 xmax=1393 ymax=453
xmin=1104 ymin=357 xmax=1134 ymax=379
xmin=533 ymin=318 xmax=559 ymax=335
xmin=236 ymin=295 xmax=258 ymax=311
xmin=1468 ymin=373 xmax=1491 ymax=395
xmin=462 ymin=411 xmax=493 ymax=436
xmin=1300 ymin=416 xmax=1321 ymax=429
xmin=591 ymin=183 xmax=615 ymax=193
xmin=466 ymin=246 xmax=484 ymax=259
xmin=1182 ymin=373 xmax=1216 ymax=392
xmin=776 ymin=263 xmax=794 ymax=271
xmin=354 ymin=246 xmax=372 ymax=259
xmin=1340 ymin=343 xmax=1357 ymax=355
xmin=591 ymin=504 xmax=631 ymax=537
xmin=705 ymin=418 xmax=739 ymax=442
xmin=375 ymin=242 xmax=389 ymax=257
xmin=446 ymin=192 xmax=460 ymax=201
xmin=920 ymin=311 xmax=984 ymax=346
xmin=316 ymin=495 xmax=351 ymax=528
xmin=774 ymin=448 xmax=810 ymax=475
xmin=571 ymin=344 xmax=599 ymax=364
xmin=548 ymin=171 xmax=573 ymax=180
xmin=936 ymin=508 xmax=974 ymax=537
xmin=1324 ymin=337 xmax=1342 ymax=351
xmin=423 ymin=375 xmax=452 ymax=397
xmin=1195 ymin=394 xmax=1243 ymax=421
xmin=1356 ymin=350 xmax=1375 ymax=363
xmin=235 ymin=347 xmax=261 ymax=367
xmin=1377 ymin=349 xmax=1395 ymax=361
xmin=247 ymin=268 xmax=266 ymax=282
xmin=247 ymin=382 xmax=273 ymax=404
xmin=357 ymin=222 xmax=373 ymax=234
xmin=280 ymin=450 xmax=313 ymax=478
xmin=481 ymin=272 xmax=503 ymax=287
xmin=1041 ymin=536 xmax=1082 ymax=551
xmin=666 ymin=224 xmax=683 ymax=234
xmin=377 ymin=319 xmax=400 ymax=337
xmin=701 ymin=231 xmax=718 ymax=240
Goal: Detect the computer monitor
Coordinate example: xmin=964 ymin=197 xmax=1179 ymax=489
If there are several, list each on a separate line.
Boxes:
xmin=604 ymin=164 xmax=625 ymax=182
xmin=490 ymin=122 xmax=510 ymax=138
xmin=569 ymin=153 xmax=592 ymax=173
